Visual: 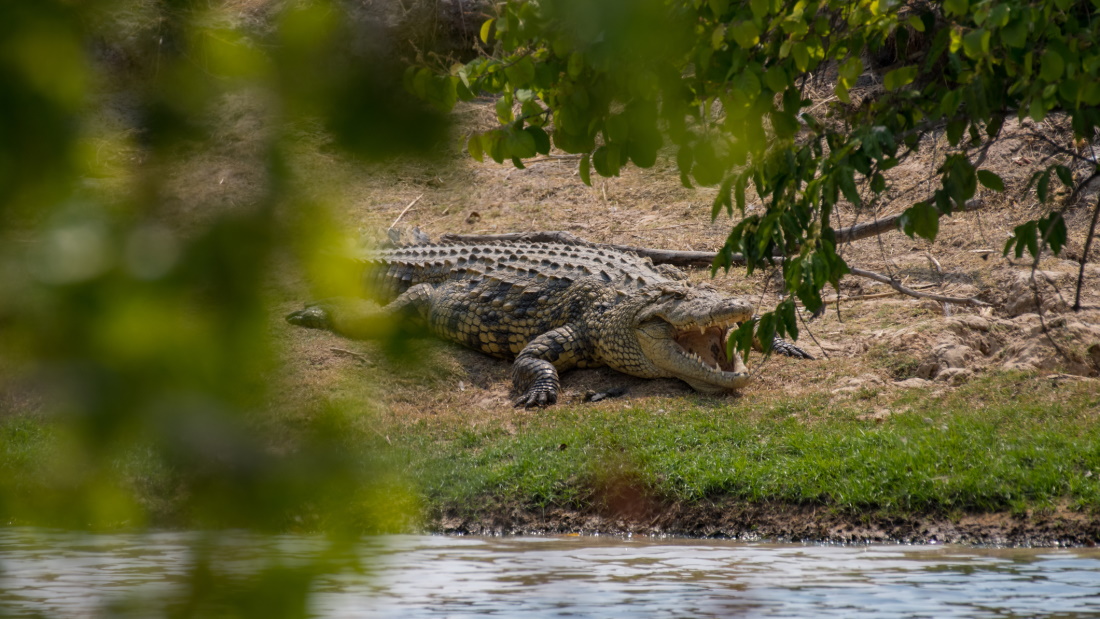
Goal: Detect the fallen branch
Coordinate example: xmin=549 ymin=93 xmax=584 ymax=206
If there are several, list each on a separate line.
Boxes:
xmin=330 ymin=347 xmax=371 ymax=363
xmin=847 ymin=267 xmax=990 ymax=306
xmin=821 ymin=290 xmax=902 ymax=303
xmin=832 ymin=199 xmax=986 ymax=245
xmin=388 ymin=194 xmax=424 ymax=230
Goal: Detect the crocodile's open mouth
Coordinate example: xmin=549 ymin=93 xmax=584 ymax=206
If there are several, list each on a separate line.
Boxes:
xmin=673 ymin=323 xmax=744 ymax=373
xmin=655 ymin=320 xmax=749 ymax=392
xmin=632 ymin=289 xmax=753 ymax=393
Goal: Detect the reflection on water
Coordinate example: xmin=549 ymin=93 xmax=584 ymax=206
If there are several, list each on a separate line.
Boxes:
xmin=2 ymin=529 xmax=1100 ymax=618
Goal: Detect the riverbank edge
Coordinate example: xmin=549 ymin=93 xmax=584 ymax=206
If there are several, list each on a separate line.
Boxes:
xmin=427 ymin=503 xmax=1100 ymax=547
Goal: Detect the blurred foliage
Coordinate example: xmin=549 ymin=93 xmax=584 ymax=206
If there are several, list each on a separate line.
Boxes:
xmin=420 ymin=0 xmax=1100 ymax=350
xmin=0 ymin=0 xmax=454 ymax=616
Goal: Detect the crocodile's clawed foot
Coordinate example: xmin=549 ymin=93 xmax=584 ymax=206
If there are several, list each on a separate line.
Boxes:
xmin=286 ymin=305 xmax=332 ymax=330
xmin=772 ymin=337 xmax=815 ymax=360
xmin=514 ymin=387 xmax=558 ymax=409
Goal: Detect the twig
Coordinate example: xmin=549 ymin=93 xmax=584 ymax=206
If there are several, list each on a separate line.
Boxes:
xmin=330 ymin=347 xmax=370 ymax=363
xmin=924 ymin=252 xmax=942 ymax=274
xmin=847 ymin=267 xmax=990 ymax=306
xmin=795 ymin=305 xmax=829 ymax=360
xmin=1074 ymin=192 xmax=1100 ymax=311
xmin=523 ymin=154 xmax=583 ymax=164
xmin=388 ymin=194 xmax=424 ymax=230
xmin=821 ymin=290 xmax=902 ymax=303
xmin=629 ymin=223 xmax=693 ymax=232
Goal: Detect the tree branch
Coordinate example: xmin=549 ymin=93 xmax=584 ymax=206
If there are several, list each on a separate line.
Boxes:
xmin=846 ymin=267 xmax=990 ymax=307
xmin=440 ymin=198 xmax=987 ymax=266
xmin=1075 ymin=192 xmax=1100 ymax=311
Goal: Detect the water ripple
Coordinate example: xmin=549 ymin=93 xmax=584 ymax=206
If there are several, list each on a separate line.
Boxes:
xmin=2 ymin=531 xmax=1099 ymax=618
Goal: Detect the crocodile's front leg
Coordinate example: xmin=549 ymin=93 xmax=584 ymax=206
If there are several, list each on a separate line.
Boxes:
xmin=286 ymin=283 xmax=434 ymax=339
xmin=512 ymin=325 xmax=590 ymax=408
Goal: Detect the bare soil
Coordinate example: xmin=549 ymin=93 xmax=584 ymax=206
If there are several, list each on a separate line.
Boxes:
xmin=434 ymin=502 xmax=1100 ymax=547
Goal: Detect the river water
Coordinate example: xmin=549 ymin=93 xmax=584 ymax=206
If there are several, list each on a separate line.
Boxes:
xmin=2 ymin=529 xmax=1099 ymax=617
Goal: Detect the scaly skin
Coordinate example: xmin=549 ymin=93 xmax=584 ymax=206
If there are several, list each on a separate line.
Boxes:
xmin=288 ymin=241 xmax=806 ymax=407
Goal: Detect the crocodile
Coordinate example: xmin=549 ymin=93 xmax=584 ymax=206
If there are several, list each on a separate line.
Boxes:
xmin=287 ymin=240 xmax=811 ymax=407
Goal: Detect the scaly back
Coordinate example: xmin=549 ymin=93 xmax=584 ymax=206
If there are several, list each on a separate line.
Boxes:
xmin=358 ymin=241 xmax=673 ymax=303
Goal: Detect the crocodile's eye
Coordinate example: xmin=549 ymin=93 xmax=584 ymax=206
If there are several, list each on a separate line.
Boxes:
xmin=668 ymin=290 xmax=686 ymax=299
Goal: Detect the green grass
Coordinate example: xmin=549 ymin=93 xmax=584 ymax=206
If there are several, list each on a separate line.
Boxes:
xmin=2 ymin=371 xmax=1098 ymax=528
xmin=389 ymin=371 xmax=1100 ymax=519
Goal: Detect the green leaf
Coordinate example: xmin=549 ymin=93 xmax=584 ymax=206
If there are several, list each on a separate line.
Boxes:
xmin=708 ymin=0 xmax=730 ymax=16
xmin=946 ymin=118 xmax=966 ymax=145
xmin=727 ymin=319 xmax=756 ymax=362
xmin=579 ymin=153 xmax=592 ymax=187
xmin=734 ymin=173 xmax=748 ymax=214
xmin=676 ymin=144 xmax=693 ymax=174
xmin=962 ymin=29 xmax=990 ymax=59
xmin=907 ymin=15 xmax=926 ymax=32
xmin=606 ymin=114 xmax=629 ymax=143
xmin=1037 ymin=170 xmax=1051 ymax=202
xmin=467 ymin=135 xmax=484 ymax=162
xmin=750 ymin=0 xmax=770 ymax=20
xmin=870 ymin=172 xmax=886 ymax=193
xmin=1008 ymin=220 xmax=1039 ymax=258
xmin=792 ymin=43 xmax=810 ymax=73
xmin=711 ymin=25 xmax=727 ymax=50
xmin=943 ymin=0 xmax=968 ymax=17
xmin=524 ymin=126 xmax=551 ymax=155
xmin=485 ymin=130 xmax=506 ymax=163
xmin=1000 ymin=18 xmax=1028 ymax=48
xmin=834 ymin=82 xmax=850 ymax=104
xmin=506 ymin=126 xmax=536 ymax=158
xmin=977 ymin=170 xmax=1004 ymax=191
xmin=756 ymin=312 xmax=777 ymax=355
xmin=1054 ymin=165 xmax=1073 ymax=188
xmin=1041 ymin=50 xmax=1065 ymax=81
xmin=838 ymin=57 xmax=863 ymax=84
xmin=567 ymin=53 xmax=584 ymax=79
xmin=592 ymin=144 xmax=621 ymax=177
xmin=771 ymin=111 xmax=799 ymax=139
xmin=504 ymin=57 xmax=536 ymax=88
xmin=764 ymin=65 xmax=788 ymax=92
xmin=883 ymin=65 xmax=917 ymax=91
xmin=837 ymin=166 xmax=861 ymax=206
xmin=628 ymin=139 xmax=660 ymax=168
xmin=778 ymin=298 xmax=798 ymax=340
xmin=1038 ymin=213 xmax=1068 ymax=255
xmin=1029 ymin=97 xmax=1046 ymax=123
xmin=479 ymin=19 xmax=494 ymax=44
xmin=692 ymin=140 xmax=724 ymax=186
xmin=712 ymin=177 xmax=733 ymax=220
xmin=495 ymin=96 xmax=513 ymax=123
xmin=900 ymin=201 xmax=940 ymax=241
xmin=730 ymin=21 xmax=760 ymax=49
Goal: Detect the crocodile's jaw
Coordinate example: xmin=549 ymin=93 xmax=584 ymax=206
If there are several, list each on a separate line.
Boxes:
xmin=607 ymin=283 xmax=754 ymax=392
xmin=637 ymin=319 xmax=750 ymax=392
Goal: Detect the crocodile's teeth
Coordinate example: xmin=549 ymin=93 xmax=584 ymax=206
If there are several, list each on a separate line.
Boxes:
xmin=699 ymin=326 xmax=706 ymax=335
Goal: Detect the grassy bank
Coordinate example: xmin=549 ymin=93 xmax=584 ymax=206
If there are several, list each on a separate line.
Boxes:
xmin=5 ymin=368 xmax=1097 ymax=542
xmin=390 ymin=371 xmax=1099 ymax=522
